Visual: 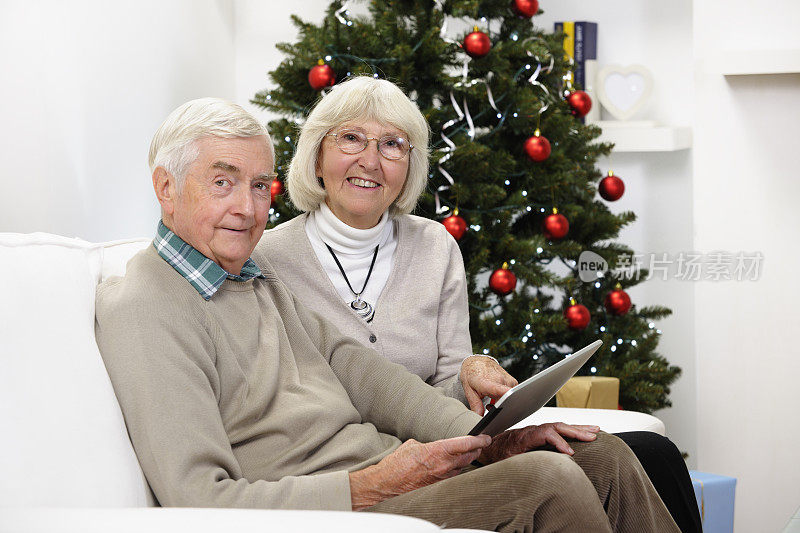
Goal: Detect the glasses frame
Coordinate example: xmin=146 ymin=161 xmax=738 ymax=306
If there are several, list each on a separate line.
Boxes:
xmin=324 ymin=130 xmax=413 ymax=161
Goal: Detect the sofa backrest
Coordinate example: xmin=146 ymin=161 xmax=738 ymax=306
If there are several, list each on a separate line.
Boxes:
xmin=0 ymin=233 xmax=151 ymax=507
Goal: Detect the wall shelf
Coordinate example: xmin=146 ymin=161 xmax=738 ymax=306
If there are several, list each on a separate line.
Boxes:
xmin=717 ymin=49 xmax=800 ymax=76
xmin=592 ymin=122 xmax=692 ymax=152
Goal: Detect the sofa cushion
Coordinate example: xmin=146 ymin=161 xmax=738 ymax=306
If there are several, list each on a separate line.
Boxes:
xmin=0 ymin=233 xmax=149 ymax=507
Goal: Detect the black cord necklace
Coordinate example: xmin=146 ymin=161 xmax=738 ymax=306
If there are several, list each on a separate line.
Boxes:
xmin=325 ymin=243 xmax=379 ymax=323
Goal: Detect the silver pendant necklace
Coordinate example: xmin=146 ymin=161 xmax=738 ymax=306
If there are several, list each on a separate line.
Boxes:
xmin=325 ymin=243 xmax=379 ymax=323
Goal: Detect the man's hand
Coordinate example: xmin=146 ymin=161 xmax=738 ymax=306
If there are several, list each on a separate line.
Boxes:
xmin=348 ymin=434 xmax=491 ymax=510
xmin=460 ymin=356 xmax=519 ymax=414
xmin=478 ymin=423 xmax=601 ymax=465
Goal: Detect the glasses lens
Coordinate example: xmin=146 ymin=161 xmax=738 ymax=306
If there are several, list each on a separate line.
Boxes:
xmin=333 ymin=130 xmax=411 ymax=160
xmin=378 ymin=136 xmax=410 ymax=160
xmin=335 ymin=131 xmax=367 ymax=154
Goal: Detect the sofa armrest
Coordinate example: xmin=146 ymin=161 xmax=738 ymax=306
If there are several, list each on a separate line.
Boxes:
xmin=0 ymin=508 xmax=443 ymax=533
xmin=512 ymin=406 xmax=666 ymax=435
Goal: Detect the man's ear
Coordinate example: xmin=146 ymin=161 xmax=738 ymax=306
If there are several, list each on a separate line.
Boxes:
xmin=153 ymin=167 xmax=177 ymax=217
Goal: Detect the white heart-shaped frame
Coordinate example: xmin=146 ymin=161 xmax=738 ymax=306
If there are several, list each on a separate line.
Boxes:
xmin=595 ymin=64 xmax=654 ymax=121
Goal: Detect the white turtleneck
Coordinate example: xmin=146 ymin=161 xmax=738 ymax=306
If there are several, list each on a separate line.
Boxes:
xmin=305 ymin=203 xmax=398 ymax=314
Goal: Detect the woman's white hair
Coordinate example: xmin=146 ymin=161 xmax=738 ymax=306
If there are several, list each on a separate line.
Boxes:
xmin=287 ymin=76 xmax=430 ymax=215
xmin=149 ymin=97 xmax=273 ymax=187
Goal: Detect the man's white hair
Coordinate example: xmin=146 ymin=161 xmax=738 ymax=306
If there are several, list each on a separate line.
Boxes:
xmin=149 ymin=97 xmax=273 ymax=186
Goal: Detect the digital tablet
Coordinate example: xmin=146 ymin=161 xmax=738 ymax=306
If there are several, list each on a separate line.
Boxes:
xmin=468 ymin=339 xmax=603 ymax=437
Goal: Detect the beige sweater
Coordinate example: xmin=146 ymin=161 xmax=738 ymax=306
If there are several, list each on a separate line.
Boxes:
xmin=255 ymin=214 xmax=472 ymax=402
xmin=95 ymin=245 xmax=480 ymax=510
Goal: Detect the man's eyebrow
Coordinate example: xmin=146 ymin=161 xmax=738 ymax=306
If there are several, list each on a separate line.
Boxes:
xmin=212 ymin=161 xmax=239 ymax=173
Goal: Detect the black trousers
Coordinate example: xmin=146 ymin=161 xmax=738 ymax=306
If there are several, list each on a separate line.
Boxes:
xmin=615 ymin=431 xmax=703 ymax=533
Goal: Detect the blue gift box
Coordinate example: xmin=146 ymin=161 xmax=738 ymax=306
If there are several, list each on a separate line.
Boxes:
xmin=689 ymin=470 xmax=736 ymax=533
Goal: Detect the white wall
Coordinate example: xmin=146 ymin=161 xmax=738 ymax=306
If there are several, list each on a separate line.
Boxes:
xmin=234 ymin=0 xmax=326 ymax=125
xmin=694 ymin=1 xmax=800 ymax=530
xmin=0 ymin=0 xmax=236 ymax=241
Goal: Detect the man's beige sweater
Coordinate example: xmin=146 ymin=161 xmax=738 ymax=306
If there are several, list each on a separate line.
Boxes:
xmin=95 ymin=246 xmax=480 ymax=510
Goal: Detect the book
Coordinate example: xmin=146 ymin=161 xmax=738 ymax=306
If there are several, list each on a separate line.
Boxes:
xmin=554 ymin=22 xmax=575 ymax=85
xmin=574 ymin=21 xmax=597 ymax=89
xmin=573 ymin=21 xmax=600 ymax=122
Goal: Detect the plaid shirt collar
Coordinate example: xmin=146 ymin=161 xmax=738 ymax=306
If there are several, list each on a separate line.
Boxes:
xmin=153 ymin=220 xmax=264 ymax=300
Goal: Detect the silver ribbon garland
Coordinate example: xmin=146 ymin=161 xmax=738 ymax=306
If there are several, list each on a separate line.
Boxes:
xmin=334 ymin=1 xmax=350 ymax=24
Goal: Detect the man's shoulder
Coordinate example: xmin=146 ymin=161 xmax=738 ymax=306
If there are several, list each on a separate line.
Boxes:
xmin=96 ymin=245 xmax=204 ymax=321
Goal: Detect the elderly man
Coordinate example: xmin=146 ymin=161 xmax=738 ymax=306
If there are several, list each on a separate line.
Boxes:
xmin=95 ymin=98 xmax=679 ymax=532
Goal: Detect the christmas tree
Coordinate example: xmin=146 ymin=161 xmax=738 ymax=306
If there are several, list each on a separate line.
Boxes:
xmin=252 ymin=0 xmax=680 ymax=414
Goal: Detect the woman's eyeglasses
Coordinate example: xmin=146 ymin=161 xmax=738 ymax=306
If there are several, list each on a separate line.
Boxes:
xmin=325 ymin=130 xmax=413 ymax=160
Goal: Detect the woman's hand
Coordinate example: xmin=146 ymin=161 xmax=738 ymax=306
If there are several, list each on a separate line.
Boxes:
xmin=460 ymin=356 xmax=519 ymax=414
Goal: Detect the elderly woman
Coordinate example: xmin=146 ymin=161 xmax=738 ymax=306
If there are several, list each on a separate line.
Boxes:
xmin=256 ymin=75 xmax=516 ymax=409
xmin=255 ymin=76 xmax=701 ymax=532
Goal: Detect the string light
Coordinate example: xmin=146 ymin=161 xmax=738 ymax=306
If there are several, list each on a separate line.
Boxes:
xmin=610 ymin=346 xmax=616 ymax=352
xmin=599 ymin=326 xmax=606 ymax=332
xmin=284 ymin=136 xmax=291 ymax=142
xmin=495 ymin=319 xmax=502 ymax=325
xmin=509 ymin=259 xmax=516 ymax=265
xmin=590 ymin=366 xmax=597 ymax=373
xmin=533 ymin=355 xmax=538 ymax=360
xmin=594 ymin=282 xmax=601 ymax=288
xmin=648 ymin=322 xmax=655 ymax=329
xmin=617 ymin=338 xmax=623 ymax=344
xmin=483 ymin=348 xmax=490 ymax=354
xmin=521 ymin=190 xmax=528 ymax=196
xmin=325 ymin=55 xmax=332 ymax=61
xmin=540 ymin=208 xmax=546 ymax=213
xmin=533 ymin=308 xmax=540 ymax=313
xmin=525 ymin=324 xmax=531 ymax=330
xmin=536 ymin=247 xmax=543 ymax=253
xmin=504 ymin=179 xmax=510 ymax=185
xmin=631 ymin=340 xmax=638 ymax=346
xmin=526 ymin=206 xmax=532 ymax=211
xmin=512 ymin=112 xmax=518 ymax=118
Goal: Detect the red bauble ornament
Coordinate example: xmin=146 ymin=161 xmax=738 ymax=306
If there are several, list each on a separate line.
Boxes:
xmin=599 ymin=171 xmax=625 ymax=201
xmin=489 ymin=262 xmax=517 ymax=296
xmin=442 ymin=210 xmax=467 ymax=241
xmin=308 ymin=62 xmax=335 ymax=91
xmin=524 ymin=129 xmax=551 ymax=162
xmin=542 ymin=208 xmax=569 ymax=240
xmin=463 ymin=28 xmax=491 ymax=58
xmin=566 ymin=90 xmax=592 ymax=118
xmin=270 ymin=179 xmax=284 ymax=203
xmin=604 ymin=288 xmax=632 ymax=316
xmin=511 ymin=0 xmax=539 ymax=17
xmin=564 ymin=299 xmax=591 ymax=330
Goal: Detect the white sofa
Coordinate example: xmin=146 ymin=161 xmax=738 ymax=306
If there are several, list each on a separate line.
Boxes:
xmin=0 ymin=232 xmax=665 ymax=532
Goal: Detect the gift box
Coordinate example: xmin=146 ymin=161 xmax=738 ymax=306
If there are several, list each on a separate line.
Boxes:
xmin=689 ymin=470 xmax=736 ymax=533
xmin=555 ymin=376 xmax=619 ymax=409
